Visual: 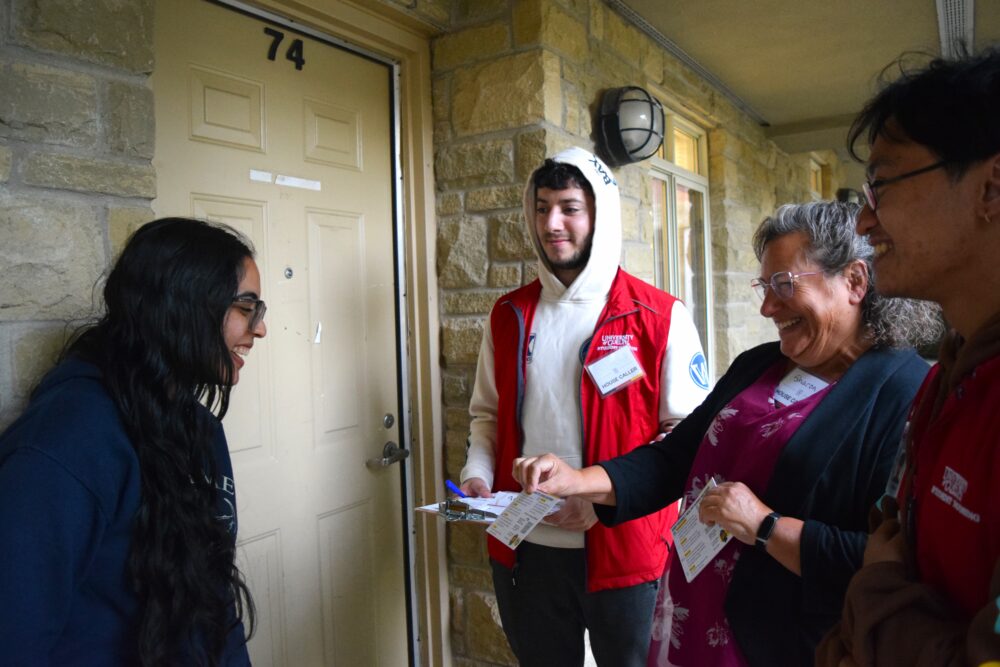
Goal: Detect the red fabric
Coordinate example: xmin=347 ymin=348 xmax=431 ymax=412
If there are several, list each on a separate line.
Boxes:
xmin=488 ymin=269 xmax=680 ymax=592
xmin=901 ymin=356 xmax=1000 ymax=617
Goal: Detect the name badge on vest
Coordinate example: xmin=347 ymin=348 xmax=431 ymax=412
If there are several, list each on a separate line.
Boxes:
xmin=772 ymin=368 xmax=829 ymax=408
xmin=585 ymin=345 xmax=646 ymax=398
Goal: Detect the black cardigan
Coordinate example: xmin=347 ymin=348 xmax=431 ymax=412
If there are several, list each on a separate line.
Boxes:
xmin=596 ymin=342 xmax=929 ymax=666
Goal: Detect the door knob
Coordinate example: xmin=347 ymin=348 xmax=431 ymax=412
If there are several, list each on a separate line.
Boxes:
xmin=365 ymin=441 xmax=409 ymax=469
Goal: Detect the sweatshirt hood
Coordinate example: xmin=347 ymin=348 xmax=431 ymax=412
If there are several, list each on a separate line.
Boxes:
xmin=523 ymin=147 xmax=622 ymax=301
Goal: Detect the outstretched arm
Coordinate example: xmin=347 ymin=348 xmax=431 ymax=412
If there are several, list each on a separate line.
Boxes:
xmin=512 ymin=453 xmax=617 ymax=504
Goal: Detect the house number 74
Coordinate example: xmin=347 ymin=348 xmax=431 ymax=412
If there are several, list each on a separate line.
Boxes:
xmin=263 ymin=26 xmax=305 ymax=71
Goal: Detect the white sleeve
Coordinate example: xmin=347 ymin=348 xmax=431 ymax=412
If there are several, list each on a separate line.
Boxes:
xmin=659 ymin=300 xmax=711 ymax=425
xmin=461 ymin=322 xmax=498 ymax=488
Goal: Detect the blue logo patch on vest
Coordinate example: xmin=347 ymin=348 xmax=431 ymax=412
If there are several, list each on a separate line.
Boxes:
xmin=689 ymin=352 xmax=709 ymax=389
xmin=527 ymin=333 xmax=536 ymax=364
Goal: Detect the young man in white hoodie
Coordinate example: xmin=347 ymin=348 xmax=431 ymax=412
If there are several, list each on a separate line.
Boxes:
xmin=460 ymin=147 xmax=709 ymax=666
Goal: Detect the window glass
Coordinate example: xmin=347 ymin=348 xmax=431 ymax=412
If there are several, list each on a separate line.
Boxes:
xmin=673 ymin=128 xmax=699 ymax=174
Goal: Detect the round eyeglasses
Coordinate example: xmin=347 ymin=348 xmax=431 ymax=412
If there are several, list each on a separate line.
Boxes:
xmin=862 ymin=160 xmax=948 ymax=211
xmin=232 ymin=295 xmax=267 ymax=331
xmin=751 ymin=271 xmax=823 ymax=301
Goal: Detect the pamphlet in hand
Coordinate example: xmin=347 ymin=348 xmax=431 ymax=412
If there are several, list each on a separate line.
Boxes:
xmin=486 ymin=490 xmax=562 ymax=549
xmin=670 ymin=478 xmax=734 ymax=582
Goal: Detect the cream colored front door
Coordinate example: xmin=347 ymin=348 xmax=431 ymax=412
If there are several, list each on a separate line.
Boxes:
xmin=153 ymin=1 xmax=410 ymax=664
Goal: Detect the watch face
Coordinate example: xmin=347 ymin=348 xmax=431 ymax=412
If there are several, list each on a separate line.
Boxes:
xmin=755 ymin=512 xmax=780 ymax=549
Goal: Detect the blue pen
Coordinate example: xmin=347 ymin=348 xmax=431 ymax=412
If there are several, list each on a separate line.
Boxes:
xmin=445 ymin=479 xmax=467 ymax=498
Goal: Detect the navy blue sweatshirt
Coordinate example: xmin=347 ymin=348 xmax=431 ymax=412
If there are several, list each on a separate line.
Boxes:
xmin=0 ymin=360 xmax=251 ymax=666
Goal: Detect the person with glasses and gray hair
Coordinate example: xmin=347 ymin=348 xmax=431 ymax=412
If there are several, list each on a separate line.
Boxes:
xmin=818 ymin=47 xmax=1000 ymax=666
xmin=511 ymin=200 xmax=941 ymax=666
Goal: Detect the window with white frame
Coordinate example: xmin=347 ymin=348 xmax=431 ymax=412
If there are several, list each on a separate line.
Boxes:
xmin=651 ymin=110 xmax=714 ymax=382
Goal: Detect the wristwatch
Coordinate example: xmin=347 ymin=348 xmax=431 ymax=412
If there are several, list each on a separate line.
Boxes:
xmin=755 ymin=512 xmax=781 ymax=550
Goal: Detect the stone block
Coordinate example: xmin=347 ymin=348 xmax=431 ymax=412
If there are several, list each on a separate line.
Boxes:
xmin=450 ymin=588 xmax=465 ymax=634
xmin=433 ymin=22 xmax=510 ymax=70
xmin=466 ymin=185 xmax=523 ymax=212
xmin=438 ymin=216 xmax=489 ymax=288
xmin=13 ymin=0 xmax=154 ymax=73
xmin=442 ymin=369 xmax=470 ymax=406
xmin=488 ymin=263 xmax=521 ymax=288
xmin=13 ymin=324 xmax=68 ymax=400
xmin=620 ymin=200 xmax=640 ymax=241
xmin=515 ymin=129 xmax=547 ymax=183
xmin=437 ymin=192 xmax=462 ymax=217
xmin=523 ymin=261 xmax=539 ymax=284
xmin=455 ymin=0 xmax=507 ymax=23
xmin=642 ymin=41 xmax=664 ymax=85
xmin=452 ymin=51 xmax=561 ymax=136
xmin=443 ymin=289 xmax=505 ymax=315
xmin=0 ymin=60 xmax=97 ymax=148
xmin=447 ymin=521 xmax=487 ymax=566
xmin=589 ymin=0 xmax=605 ymax=41
xmin=513 ymin=0 xmax=588 ymax=62
xmin=448 ymin=563 xmax=493 ymax=590
xmin=603 ymin=7 xmax=641 ymax=64
xmin=413 ymin=0 xmax=450 ymax=25
xmin=107 ymin=206 xmax=152 ymax=257
xmin=0 ymin=145 xmax=11 ymax=182
xmin=445 ymin=428 xmax=470 ymax=479
xmin=441 ymin=317 xmax=485 ymax=365
xmin=432 ymin=74 xmax=450 ymax=124
xmin=22 ymin=153 xmax=155 ymax=199
xmin=0 ymin=197 xmax=105 ymax=320
xmin=466 ymin=591 xmax=517 ymax=664
xmin=446 ymin=405 xmax=472 ymax=433
xmin=106 ymin=81 xmax=154 ymax=158
xmin=623 ymin=241 xmax=653 ymax=278
xmin=490 ymin=211 xmax=534 ymax=261
xmin=435 ymin=138 xmax=514 ymax=190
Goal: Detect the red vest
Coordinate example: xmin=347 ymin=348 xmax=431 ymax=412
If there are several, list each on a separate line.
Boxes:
xmin=488 ymin=269 xmax=680 ymax=592
xmin=901 ymin=355 xmax=1000 ymax=617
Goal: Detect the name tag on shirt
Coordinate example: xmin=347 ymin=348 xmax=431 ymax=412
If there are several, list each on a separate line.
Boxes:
xmin=773 ymin=368 xmax=829 ymax=408
xmin=585 ymin=345 xmax=646 ymax=398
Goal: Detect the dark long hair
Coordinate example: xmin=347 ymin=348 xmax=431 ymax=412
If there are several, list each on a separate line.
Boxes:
xmin=848 ymin=47 xmax=1000 ymax=178
xmin=66 ymin=218 xmax=256 ymax=665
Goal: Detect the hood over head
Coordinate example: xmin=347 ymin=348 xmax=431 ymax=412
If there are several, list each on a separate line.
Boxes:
xmin=523 ymin=147 xmax=622 ymax=301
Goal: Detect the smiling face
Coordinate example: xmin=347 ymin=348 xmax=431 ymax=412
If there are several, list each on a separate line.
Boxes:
xmin=758 ymin=232 xmax=867 ymax=375
xmin=534 ymin=185 xmax=595 ymax=286
xmin=856 ymin=132 xmax=985 ymax=305
xmin=222 ymin=257 xmax=266 ymax=385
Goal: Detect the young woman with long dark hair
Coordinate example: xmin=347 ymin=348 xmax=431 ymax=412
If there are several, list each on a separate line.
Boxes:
xmin=0 ymin=218 xmax=263 ymax=665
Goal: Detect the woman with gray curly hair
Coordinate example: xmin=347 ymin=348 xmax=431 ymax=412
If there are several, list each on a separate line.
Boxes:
xmin=510 ymin=200 xmax=939 ymax=666
xmin=752 ymin=200 xmax=943 ymax=351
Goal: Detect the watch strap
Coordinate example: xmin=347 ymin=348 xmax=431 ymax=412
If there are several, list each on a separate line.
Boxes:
xmin=755 ymin=511 xmax=781 ymax=550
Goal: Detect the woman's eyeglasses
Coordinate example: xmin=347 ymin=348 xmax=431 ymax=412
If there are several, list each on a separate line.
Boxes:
xmin=232 ymin=295 xmax=267 ymax=331
xmin=750 ymin=271 xmax=823 ymax=300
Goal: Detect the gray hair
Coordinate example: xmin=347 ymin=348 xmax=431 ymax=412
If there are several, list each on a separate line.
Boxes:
xmin=752 ymin=201 xmax=944 ymax=349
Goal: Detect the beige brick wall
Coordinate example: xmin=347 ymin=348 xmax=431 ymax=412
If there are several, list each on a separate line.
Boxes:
xmin=0 ymin=0 xmax=156 ymax=428
xmin=431 ymin=1 xmax=847 ymax=663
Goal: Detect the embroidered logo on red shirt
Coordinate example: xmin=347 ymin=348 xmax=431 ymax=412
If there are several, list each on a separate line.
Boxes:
xmin=941 ymin=466 xmax=968 ymax=501
xmin=595 ymin=333 xmax=636 ymax=352
xmin=931 ymin=466 xmax=980 ymax=523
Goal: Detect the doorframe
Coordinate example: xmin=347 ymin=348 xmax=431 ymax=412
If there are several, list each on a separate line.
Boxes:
xmin=197 ymin=1 xmax=447 ymax=664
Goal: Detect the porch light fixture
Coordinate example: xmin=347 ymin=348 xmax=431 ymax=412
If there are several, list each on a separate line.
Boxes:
xmin=597 ymin=86 xmax=665 ymax=165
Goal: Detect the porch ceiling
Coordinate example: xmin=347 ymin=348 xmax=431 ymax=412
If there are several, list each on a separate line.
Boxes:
xmin=619 ymin=0 xmax=1000 ymax=158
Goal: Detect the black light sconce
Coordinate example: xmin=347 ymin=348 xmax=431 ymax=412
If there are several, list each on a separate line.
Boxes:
xmin=597 ymin=86 xmax=665 ymax=166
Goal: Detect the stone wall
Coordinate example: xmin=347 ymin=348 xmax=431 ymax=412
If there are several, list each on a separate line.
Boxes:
xmin=430 ymin=1 xmax=845 ymax=664
xmin=0 ymin=0 xmax=155 ymax=428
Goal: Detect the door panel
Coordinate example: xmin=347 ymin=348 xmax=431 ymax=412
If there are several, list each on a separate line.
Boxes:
xmin=153 ymin=1 xmax=407 ymax=664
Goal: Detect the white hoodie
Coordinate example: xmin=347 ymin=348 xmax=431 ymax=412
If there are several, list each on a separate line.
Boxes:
xmin=461 ymin=147 xmax=708 ymax=547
